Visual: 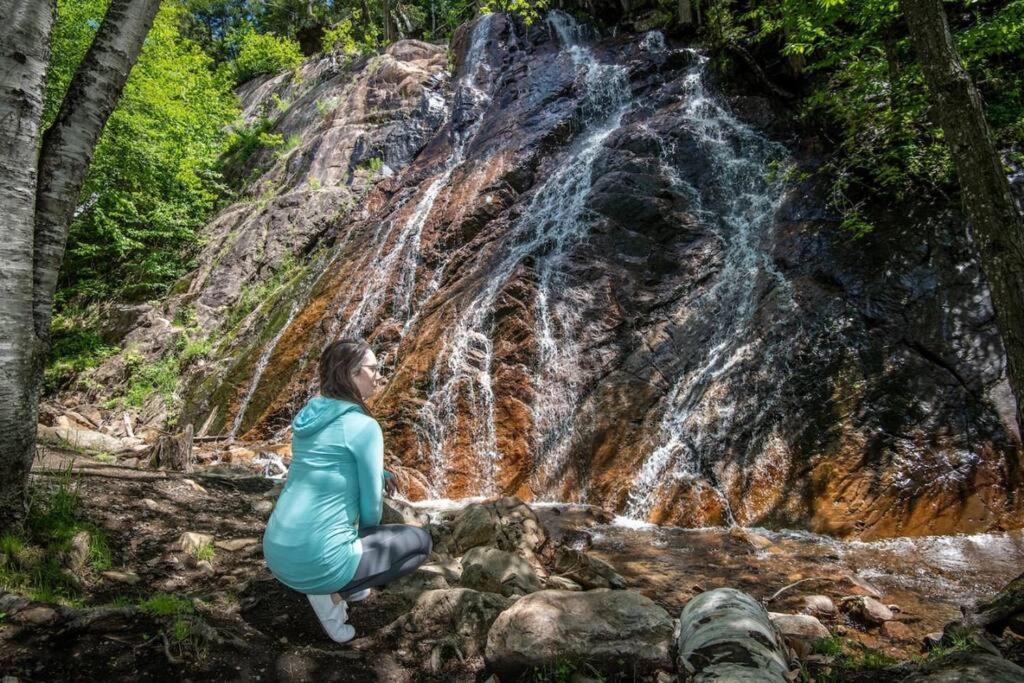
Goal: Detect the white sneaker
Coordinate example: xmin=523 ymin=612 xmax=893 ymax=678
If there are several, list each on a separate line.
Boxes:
xmin=346 ymin=588 xmax=371 ymax=602
xmin=307 ymin=593 xmax=355 ymax=643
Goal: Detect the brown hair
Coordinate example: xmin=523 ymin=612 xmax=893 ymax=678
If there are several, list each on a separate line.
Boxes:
xmin=319 ymin=338 xmax=373 ymax=416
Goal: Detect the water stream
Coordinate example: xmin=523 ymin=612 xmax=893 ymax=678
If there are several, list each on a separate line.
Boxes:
xmin=415 ymin=10 xmax=632 ymax=496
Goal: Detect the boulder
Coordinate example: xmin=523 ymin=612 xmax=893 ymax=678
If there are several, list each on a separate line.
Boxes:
xmin=382 ymin=498 xmax=430 ymax=526
xmin=178 ymin=532 xmax=214 ymax=555
xmin=383 ymin=567 xmax=450 ymax=597
xmin=842 ymin=596 xmax=894 ymax=625
xmin=676 ymin=588 xmax=791 ymax=683
xmin=460 ymin=546 xmax=543 ymax=597
xmin=769 ymin=612 xmax=829 ymax=639
xmin=419 ymin=557 xmax=462 ymax=584
xmin=379 ymin=588 xmax=509 ymax=660
xmin=901 ymin=652 xmax=1024 ymax=682
xmin=552 ymin=546 xmax=626 ymax=590
xmin=485 ymin=589 xmax=674 ymax=673
xmin=769 ymin=612 xmax=830 ymax=657
xmin=448 ymin=497 xmax=548 ymax=565
xmin=802 ymin=594 xmax=837 ymax=617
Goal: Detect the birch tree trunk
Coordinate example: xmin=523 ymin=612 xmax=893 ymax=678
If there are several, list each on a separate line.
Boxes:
xmin=901 ymin=0 xmax=1024 ymax=439
xmin=0 ymin=0 xmax=55 ymax=528
xmin=0 ymin=0 xmax=161 ymax=528
xmin=676 ymin=588 xmax=792 ymax=681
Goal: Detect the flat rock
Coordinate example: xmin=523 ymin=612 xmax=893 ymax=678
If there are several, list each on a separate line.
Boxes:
xmin=101 ymin=570 xmax=141 ymax=585
xmin=383 ymin=567 xmax=449 ymax=597
xmin=552 ymin=546 xmax=626 ymax=590
xmin=178 ymin=532 xmax=214 ymax=555
xmin=545 ymin=576 xmax=583 ymax=591
xmin=769 ymin=612 xmax=830 ymax=638
xmin=485 ymin=589 xmax=674 ymax=672
xmin=15 ymin=606 xmax=58 ymax=626
xmin=214 ymin=537 xmax=260 ymax=552
xmin=843 ymin=596 xmax=894 ymax=625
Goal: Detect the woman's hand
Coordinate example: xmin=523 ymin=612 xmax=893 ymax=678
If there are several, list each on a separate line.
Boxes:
xmin=384 ymin=471 xmax=400 ymax=497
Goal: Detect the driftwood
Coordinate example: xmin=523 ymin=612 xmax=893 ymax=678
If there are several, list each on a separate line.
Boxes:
xmin=676 ymin=588 xmax=792 ymax=682
xmin=148 ymin=424 xmax=194 ymax=472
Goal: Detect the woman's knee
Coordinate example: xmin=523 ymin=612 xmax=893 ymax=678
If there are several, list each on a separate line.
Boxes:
xmin=412 ymin=525 xmax=432 ymax=557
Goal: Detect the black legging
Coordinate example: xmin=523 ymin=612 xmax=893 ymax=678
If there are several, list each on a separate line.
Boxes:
xmin=335 ymin=524 xmax=432 ymax=598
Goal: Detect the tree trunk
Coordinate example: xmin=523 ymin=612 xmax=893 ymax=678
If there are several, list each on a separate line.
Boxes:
xmin=0 ymin=0 xmax=160 ymax=527
xmin=676 ymin=588 xmax=792 ymax=681
xmin=148 ymin=424 xmax=195 ymax=472
xmin=901 ymin=0 xmax=1024 ymax=439
xmin=678 ymin=0 xmax=693 ymax=26
xmin=34 ymin=0 xmax=162 ymax=340
xmin=0 ymin=0 xmax=54 ymax=528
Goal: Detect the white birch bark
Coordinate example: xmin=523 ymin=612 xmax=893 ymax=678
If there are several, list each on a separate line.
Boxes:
xmin=676 ymin=588 xmax=792 ymax=682
xmin=0 ymin=0 xmax=54 ymax=526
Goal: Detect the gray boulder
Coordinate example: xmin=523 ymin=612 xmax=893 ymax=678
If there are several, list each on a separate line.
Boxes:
xmin=485 ymin=589 xmax=674 ymax=673
xmin=460 ymin=546 xmax=543 ymax=597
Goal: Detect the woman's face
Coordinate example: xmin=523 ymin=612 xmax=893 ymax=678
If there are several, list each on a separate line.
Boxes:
xmin=351 ymin=349 xmax=384 ymax=400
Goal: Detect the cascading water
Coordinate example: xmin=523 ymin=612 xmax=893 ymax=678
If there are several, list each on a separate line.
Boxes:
xmin=416 ymin=10 xmax=632 ymax=496
xmin=339 ymin=14 xmax=499 ymax=341
xmin=622 ymin=52 xmax=796 ymax=522
xmin=228 ymin=222 xmax=363 ymax=438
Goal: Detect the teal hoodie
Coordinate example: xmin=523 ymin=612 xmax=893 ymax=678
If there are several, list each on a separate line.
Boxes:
xmin=263 ymin=396 xmax=388 ymax=594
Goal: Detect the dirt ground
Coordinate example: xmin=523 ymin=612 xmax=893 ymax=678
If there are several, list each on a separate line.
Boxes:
xmin=1 ymin=450 xmax=472 ymax=682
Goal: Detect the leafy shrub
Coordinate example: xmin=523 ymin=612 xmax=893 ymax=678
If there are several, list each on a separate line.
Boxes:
xmin=231 ymin=28 xmax=304 ymax=84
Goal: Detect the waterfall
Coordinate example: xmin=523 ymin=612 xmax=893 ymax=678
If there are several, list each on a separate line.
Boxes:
xmin=622 ymin=53 xmax=796 ymax=522
xmin=416 ymin=10 xmax=632 ymax=496
xmin=228 ymin=222 xmax=363 ymax=438
xmin=339 ymin=14 xmax=499 ymax=341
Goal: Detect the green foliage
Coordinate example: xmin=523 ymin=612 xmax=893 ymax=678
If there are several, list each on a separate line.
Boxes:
xmin=733 ymin=0 xmax=1024 ymax=234
xmin=139 ymin=593 xmax=194 ymax=617
xmin=107 ymin=349 xmax=181 ymax=411
xmin=50 ymin=1 xmax=239 ymax=306
xmin=0 ymin=467 xmax=112 ymax=604
xmin=44 ymin=311 xmax=117 ymax=394
xmin=478 ymin=0 xmax=547 ymax=25
xmin=224 ymin=255 xmax=304 ymax=331
xmin=220 ymin=115 xmax=285 ymax=187
xmin=322 ymin=19 xmax=361 ymax=53
xmin=192 ymin=542 xmax=216 ymax=562
xmin=230 ymin=27 xmax=304 ymax=83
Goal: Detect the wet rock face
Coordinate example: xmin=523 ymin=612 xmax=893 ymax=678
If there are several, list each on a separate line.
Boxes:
xmin=164 ymin=14 xmax=1019 ymax=537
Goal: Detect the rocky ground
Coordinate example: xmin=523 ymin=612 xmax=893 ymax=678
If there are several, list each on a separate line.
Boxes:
xmin=2 ymin=449 xmax=1022 ymax=681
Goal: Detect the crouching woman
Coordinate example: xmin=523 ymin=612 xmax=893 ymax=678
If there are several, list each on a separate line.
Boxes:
xmin=263 ymin=339 xmax=432 ymax=643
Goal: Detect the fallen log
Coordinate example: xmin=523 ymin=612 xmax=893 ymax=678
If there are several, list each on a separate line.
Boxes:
xmin=676 ymin=588 xmax=792 ymax=682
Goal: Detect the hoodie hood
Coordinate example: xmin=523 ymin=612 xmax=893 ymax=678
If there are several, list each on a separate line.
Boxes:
xmin=291 ymin=396 xmax=360 ymax=437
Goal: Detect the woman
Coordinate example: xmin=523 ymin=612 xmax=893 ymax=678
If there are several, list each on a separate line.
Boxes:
xmin=263 ymin=339 xmax=432 ymax=643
